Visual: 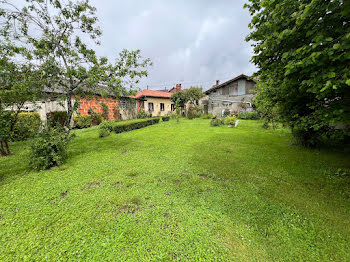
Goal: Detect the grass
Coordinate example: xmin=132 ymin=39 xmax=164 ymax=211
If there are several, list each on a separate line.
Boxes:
xmin=0 ymin=119 xmax=349 ymax=261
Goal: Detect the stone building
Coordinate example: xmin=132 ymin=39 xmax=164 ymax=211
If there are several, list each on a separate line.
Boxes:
xmin=204 ymin=74 xmax=256 ymax=116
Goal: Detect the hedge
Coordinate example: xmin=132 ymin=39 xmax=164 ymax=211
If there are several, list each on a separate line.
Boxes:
xmin=12 ymin=112 xmax=41 ymax=141
xmin=237 ymin=112 xmax=260 ymax=120
xmin=162 ymin=116 xmax=170 ymax=122
xmin=114 ymin=118 xmax=160 ymax=134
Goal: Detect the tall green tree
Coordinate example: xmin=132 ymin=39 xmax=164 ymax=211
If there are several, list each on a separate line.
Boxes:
xmin=245 ymin=0 xmax=350 ymax=146
xmin=1 ymin=0 xmax=151 ymax=128
xmin=170 ymin=91 xmax=188 ymax=108
xmin=186 ymin=86 xmax=205 ymax=105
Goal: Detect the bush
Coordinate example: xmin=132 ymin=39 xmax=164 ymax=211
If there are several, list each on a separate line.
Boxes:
xmin=223 ymin=108 xmax=231 ymax=117
xmin=90 ymin=112 xmax=103 ymax=126
xmin=224 ymin=116 xmax=237 ymax=126
xmin=114 ymin=118 xmax=160 ymax=134
xmin=162 ymin=116 xmax=170 ymax=122
xmin=202 ymin=114 xmax=214 ymax=119
xmin=187 ymin=106 xmax=196 ymax=120
xmin=73 ymin=115 xmax=92 ymax=129
xmin=29 ymin=126 xmax=70 ymax=170
xmin=12 ymin=112 xmax=41 ymax=141
xmin=98 ymin=121 xmax=114 ymax=138
xmin=166 ymin=112 xmax=177 ymax=119
xmin=237 ymin=112 xmax=260 ymax=120
xmin=137 ymin=110 xmax=150 ymax=119
xmin=47 ymin=111 xmax=67 ymax=127
xmin=210 ymin=118 xmax=223 ymax=127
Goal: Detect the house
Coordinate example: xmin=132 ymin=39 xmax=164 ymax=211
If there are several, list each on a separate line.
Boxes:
xmin=16 ymin=86 xmax=136 ymax=122
xmin=204 ymin=74 xmax=256 ymax=116
xmin=135 ymin=84 xmax=186 ymax=116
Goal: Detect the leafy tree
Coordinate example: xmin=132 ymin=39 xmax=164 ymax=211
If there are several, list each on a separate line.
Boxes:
xmin=1 ymin=0 xmax=151 ymax=129
xmin=170 ymin=91 xmax=188 ymax=108
xmin=245 ymin=0 xmax=350 ymax=146
xmin=0 ymin=45 xmax=44 ymax=156
xmin=186 ymin=86 xmax=205 ymax=105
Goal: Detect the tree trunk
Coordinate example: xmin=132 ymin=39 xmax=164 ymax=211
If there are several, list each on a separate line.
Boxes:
xmin=64 ymin=93 xmax=73 ymax=130
xmin=0 ymin=140 xmax=10 ymax=156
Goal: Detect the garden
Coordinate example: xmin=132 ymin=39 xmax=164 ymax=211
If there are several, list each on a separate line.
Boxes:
xmin=1 ymin=118 xmax=349 ymax=261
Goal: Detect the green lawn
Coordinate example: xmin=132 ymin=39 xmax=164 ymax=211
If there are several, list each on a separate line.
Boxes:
xmin=1 ymin=119 xmax=349 ymax=261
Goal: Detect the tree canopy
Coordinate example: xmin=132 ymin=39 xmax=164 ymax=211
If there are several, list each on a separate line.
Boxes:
xmin=246 ymin=0 xmax=350 ymax=146
xmin=186 ymin=86 xmax=205 ymax=105
xmin=0 ymin=0 xmax=151 ymax=128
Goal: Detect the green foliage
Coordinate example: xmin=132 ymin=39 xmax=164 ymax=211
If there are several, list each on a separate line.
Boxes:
xmin=0 ymin=110 xmax=12 ymax=156
xmin=1 ymin=0 xmax=151 ymax=128
xmin=245 ymin=0 xmax=350 ymax=146
xmin=101 ymin=103 xmax=109 ymax=120
xmin=186 ymin=86 xmax=205 ymax=105
xmin=224 ymin=116 xmax=238 ymax=126
xmin=171 ymin=92 xmax=188 ymax=108
xmin=88 ymin=108 xmax=103 ymax=125
xmin=98 ymin=121 xmax=114 ymax=138
xmin=186 ymin=106 xmax=196 ymax=120
xmin=202 ymin=114 xmax=214 ymax=119
xmin=11 ymin=112 xmax=41 ymax=141
xmin=114 ymin=118 xmax=160 ymax=134
xmin=223 ymin=108 xmax=231 ymax=117
xmin=29 ymin=126 xmax=70 ymax=170
xmin=47 ymin=111 xmax=67 ymax=127
xmin=237 ymin=112 xmax=260 ymax=120
xmin=162 ymin=116 xmax=170 ymax=122
xmin=73 ymin=115 xmax=92 ymax=129
xmin=210 ymin=118 xmax=224 ymax=127
xmin=137 ymin=110 xmax=150 ymax=119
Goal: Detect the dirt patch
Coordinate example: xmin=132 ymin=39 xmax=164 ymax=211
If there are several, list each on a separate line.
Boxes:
xmin=174 ymin=180 xmax=180 ymax=184
xmin=117 ymin=205 xmax=141 ymax=215
xmin=113 ymin=182 xmax=122 ymax=186
xmin=226 ymin=150 xmax=233 ymax=154
xmin=198 ymin=174 xmax=209 ymax=178
xmin=163 ymin=213 xmax=170 ymax=218
xmin=88 ymin=182 xmax=101 ymax=189
xmin=60 ymin=190 xmax=68 ymax=198
xmin=121 ymin=151 xmax=128 ymax=155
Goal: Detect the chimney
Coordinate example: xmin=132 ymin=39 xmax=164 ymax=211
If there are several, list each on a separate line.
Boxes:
xmin=147 ymin=85 xmax=149 ymax=90
xmin=176 ymin=83 xmax=182 ymax=90
xmin=216 ymin=80 xmax=220 ymax=86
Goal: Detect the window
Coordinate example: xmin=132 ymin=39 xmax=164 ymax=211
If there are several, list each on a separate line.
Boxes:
xmin=160 ymin=103 xmax=165 ymax=111
xmin=148 ymin=102 xmax=154 ymax=112
xmin=171 ymin=104 xmax=175 ymax=111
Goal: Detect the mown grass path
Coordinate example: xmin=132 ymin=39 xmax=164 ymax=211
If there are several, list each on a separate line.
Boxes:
xmin=1 ymin=119 xmax=349 ymax=261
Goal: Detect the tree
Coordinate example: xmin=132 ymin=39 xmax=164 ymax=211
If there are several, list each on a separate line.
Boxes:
xmin=0 ymin=45 xmax=44 ymax=156
xmin=186 ymin=86 xmax=205 ymax=105
xmin=170 ymin=91 xmax=188 ymax=108
xmin=245 ymin=0 xmax=350 ymax=146
xmin=1 ymin=0 xmax=151 ymax=129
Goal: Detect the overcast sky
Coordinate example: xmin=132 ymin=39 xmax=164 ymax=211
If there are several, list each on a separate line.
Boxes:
xmin=89 ymin=0 xmax=256 ymax=91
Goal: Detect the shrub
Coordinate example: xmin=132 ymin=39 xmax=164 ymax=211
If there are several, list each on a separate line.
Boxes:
xmin=87 ymin=109 xmax=103 ymax=126
xmin=237 ymin=112 xmax=260 ymax=120
xmin=224 ymin=116 xmax=237 ymax=126
xmin=223 ymin=108 xmax=231 ymax=117
xmin=98 ymin=121 xmax=114 ymax=138
xmin=137 ymin=110 xmax=150 ymax=119
xmin=12 ymin=112 xmax=41 ymax=141
xmin=166 ymin=112 xmax=177 ymax=119
xmin=101 ymin=103 xmax=109 ymax=120
xmin=29 ymin=126 xmax=70 ymax=170
xmin=47 ymin=111 xmax=67 ymax=127
xmin=73 ymin=115 xmax=92 ymax=129
xmin=114 ymin=118 xmax=160 ymax=134
xmin=187 ymin=106 xmax=196 ymax=120
xmin=210 ymin=118 xmax=223 ymax=127
xmin=162 ymin=116 xmax=170 ymax=122
xmin=202 ymin=114 xmax=214 ymax=119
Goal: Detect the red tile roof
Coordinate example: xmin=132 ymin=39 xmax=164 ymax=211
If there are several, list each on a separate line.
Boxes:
xmin=135 ymin=89 xmax=172 ymax=99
